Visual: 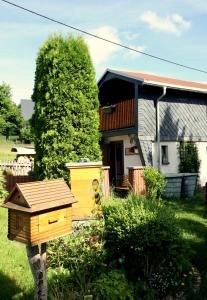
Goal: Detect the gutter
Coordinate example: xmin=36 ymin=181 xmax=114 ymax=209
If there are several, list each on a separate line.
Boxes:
xmin=156 ymin=86 xmax=167 ymax=171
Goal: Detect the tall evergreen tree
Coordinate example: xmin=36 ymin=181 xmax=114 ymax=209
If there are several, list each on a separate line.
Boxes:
xmin=32 ymin=34 xmax=101 ymax=180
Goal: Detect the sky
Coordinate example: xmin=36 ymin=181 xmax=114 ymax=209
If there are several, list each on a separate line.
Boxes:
xmin=1 ymin=0 xmax=207 ymax=104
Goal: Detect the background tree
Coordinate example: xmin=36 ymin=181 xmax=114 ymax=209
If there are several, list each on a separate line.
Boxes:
xmin=19 ymin=120 xmax=34 ymax=144
xmin=32 ymin=34 xmax=101 ymax=180
xmin=0 ymin=83 xmax=24 ymax=139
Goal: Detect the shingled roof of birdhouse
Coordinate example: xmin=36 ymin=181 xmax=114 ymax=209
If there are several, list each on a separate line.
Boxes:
xmin=3 ymin=178 xmax=76 ymax=213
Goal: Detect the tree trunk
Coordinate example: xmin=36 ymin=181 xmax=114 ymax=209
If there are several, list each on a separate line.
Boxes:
xmin=26 ymin=243 xmax=47 ymax=300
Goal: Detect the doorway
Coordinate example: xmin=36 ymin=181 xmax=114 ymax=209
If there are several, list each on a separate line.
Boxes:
xmin=101 ymin=140 xmax=124 ymax=186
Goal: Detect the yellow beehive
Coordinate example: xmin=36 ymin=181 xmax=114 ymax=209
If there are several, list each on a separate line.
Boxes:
xmin=65 ymin=162 xmax=103 ymax=220
xmin=2 ymin=178 xmax=76 ymax=246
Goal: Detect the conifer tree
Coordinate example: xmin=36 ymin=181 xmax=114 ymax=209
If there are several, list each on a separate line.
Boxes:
xmin=32 ymin=34 xmax=101 ymax=179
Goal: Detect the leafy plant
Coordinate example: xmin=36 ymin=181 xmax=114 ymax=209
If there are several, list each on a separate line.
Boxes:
xmin=32 ymin=34 xmax=101 ymax=180
xmin=102 ymin=195 xmax=182 ymax=281
xmin=20 ymin=120 xmax=34 ymax=144
xmin=0 ymin=170 xmax=8 ymax=203
xmin=143 ymin=167 xmax=166 ymax=200
xmin=48 ymin=268 xmax=79 ymax=300
xmin=179 ymin=142 xmax=200 ymax=173
xmin=91 ymin=270 xmax=134 ymax=300
xmin=48 ymin=220 xmax=106 ymax=297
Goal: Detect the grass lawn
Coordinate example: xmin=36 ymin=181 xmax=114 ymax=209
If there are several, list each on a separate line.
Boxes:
xmin=166 ymin=193 xmax=207 ymax=298
xmin=0 ymin=139 xmax=34 ymax=161
xmin=0 ymin=142 xmax=16 ymax=161
xmin=0 ymin=188 xmax=206 ymax=299
xmin=0 ymin=207 xmax=33 ymax=300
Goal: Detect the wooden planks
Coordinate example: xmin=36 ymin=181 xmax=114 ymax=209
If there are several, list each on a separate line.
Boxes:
xmin=8 ymin=210 xmax=30 ymax=243
xmin=4 ymin=178 xmax=76 ymax=213
xmin=5 ymin=175 xmax=35 ymax=192
xmin=128 ymin=167 xmax=146 ymax=195
xmin=99 ymin=98 xmax=135 ymax=131
xmin=30 ymin=207 xmax=72 ymax=246
xmin=8 ymin=207 xmax=72 ymax=246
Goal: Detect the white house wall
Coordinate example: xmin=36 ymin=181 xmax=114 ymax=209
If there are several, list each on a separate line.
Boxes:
xmin=152 ymin=142 xmax=179 ymax=173
xmin=152 ymin=141 xmax=207 ymax=186
xmin=106 ymin=135 xmax=142 ymax=175
xmin=197 ymin=142 xmax=207 ymax=186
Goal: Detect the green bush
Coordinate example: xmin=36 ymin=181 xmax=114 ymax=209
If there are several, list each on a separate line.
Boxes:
xmin=179 ymin=142 xmax=200 ymax=173
xmin=47 ymin=196 xmax=193 ymax=299
xmin=48 ymin=268 xmax=78 ymax=300
xmin=48 ymin=220 xmax=106 ymax=297
xmin=91 ymin=270 xmax=134 ymax=300
xmin=144 ymin=167 xmax=166 ymax=200
xmin=0 ymin=171 xmax=8 ymax=204
xmin=20 ymin=120 xmax=34 ymax=144
xmin=102 ymin=195 xmax=181 ymax=281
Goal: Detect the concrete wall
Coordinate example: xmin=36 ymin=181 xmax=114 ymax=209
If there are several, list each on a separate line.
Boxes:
xmin=106 ymin=135 xmax=142 ymax=175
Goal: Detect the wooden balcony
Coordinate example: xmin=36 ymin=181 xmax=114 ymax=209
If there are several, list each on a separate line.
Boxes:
xmin=99 ymin=98 xmax=135 ymax=131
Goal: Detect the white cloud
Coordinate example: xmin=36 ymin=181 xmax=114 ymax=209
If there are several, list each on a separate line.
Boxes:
xmin=124 ymin=45 xmax=146 ymax=58
xmin=86 ymin=26 xmax=121 ymax=66
xmin=140 ymin=11 xmax=191 ymax=35
xmin=121 ymin=31 xmax=141 ymax=41
xmin=86 ymin=26 xmax=146 ymax=72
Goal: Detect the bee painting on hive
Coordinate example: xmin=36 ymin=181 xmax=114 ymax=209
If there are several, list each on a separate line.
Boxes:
xmin=65 ymin=162 xmax=110 ymax=220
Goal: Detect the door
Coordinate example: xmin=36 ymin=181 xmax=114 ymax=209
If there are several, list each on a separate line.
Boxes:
xmin=109 ymin=141 xmax=124 ymax=186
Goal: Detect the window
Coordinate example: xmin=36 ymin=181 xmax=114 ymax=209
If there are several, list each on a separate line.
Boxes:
xmin=161 ymin=145 xmax=169 ymax=164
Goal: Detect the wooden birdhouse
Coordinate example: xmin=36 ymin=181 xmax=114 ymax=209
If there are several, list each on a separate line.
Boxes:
xmin=2 ymin=178 xmax=76 ymax=246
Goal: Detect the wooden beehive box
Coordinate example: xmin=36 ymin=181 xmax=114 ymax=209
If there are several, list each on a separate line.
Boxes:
xmin=2 ymin=178 xmax=76 ymax=246
xmin=65 ymin=162 xmax=103 ymax=220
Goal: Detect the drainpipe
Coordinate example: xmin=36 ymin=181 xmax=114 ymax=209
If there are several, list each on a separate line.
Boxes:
xmin=156 ymin=86 xmax=167 ymax=171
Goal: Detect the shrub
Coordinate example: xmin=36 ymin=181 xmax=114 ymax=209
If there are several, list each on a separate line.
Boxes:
xmin=20 ymin=120 xmax=34 ymax=144
xmin=48 ymin=268 xmax=80 ymax=300
xmin=179 ymin=142 xmax=200 ymax=173
xmin=91 ymin=270 xmax=134 ymax=300
xmin=144 ymin=167 xmax=166 ymax=200
xmin=0 ymin=171 xmax=8 ymax=204
xmin=102 ymin=194 xmax=181 ymax=281
xmin=48 ymin=220 xmax=106 ymax=296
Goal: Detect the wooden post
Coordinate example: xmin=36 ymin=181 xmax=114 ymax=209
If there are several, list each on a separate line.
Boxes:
xmin=102 ymin=166 xmax=110 ymax=198
xmin=128 ymin=166 xmax=146 ymax=195
xmin=26 ymin=243 xmax=47 ymax=300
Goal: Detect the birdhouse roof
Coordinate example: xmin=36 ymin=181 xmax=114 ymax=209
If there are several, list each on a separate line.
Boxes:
xmin=3 ymin=178 xmax=76 ymax=213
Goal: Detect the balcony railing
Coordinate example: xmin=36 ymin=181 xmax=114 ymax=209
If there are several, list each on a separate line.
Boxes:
xmin=99 ymin=98 xmax=135 ymax=131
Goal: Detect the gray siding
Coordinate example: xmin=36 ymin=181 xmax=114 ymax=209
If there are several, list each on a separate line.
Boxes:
xmin=138 ymin=94 xmax=207 ymax=141
xmin=139 ymin=140 xmax=152 ymax=166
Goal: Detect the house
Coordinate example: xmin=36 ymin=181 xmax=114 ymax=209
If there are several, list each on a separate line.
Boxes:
xmin=98 ymin=69 xmax=207 ymax=186
xmin=20 ymin=99 xmax=34 ymax=120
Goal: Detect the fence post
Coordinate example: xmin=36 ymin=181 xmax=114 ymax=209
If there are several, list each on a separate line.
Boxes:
xmin=128 ymin=166 xmax=146 ymax=195
xmin=205 ymin=182 xmax=207 ymax=204
xmin=101 ymin=166 xmax=110 ymax=199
